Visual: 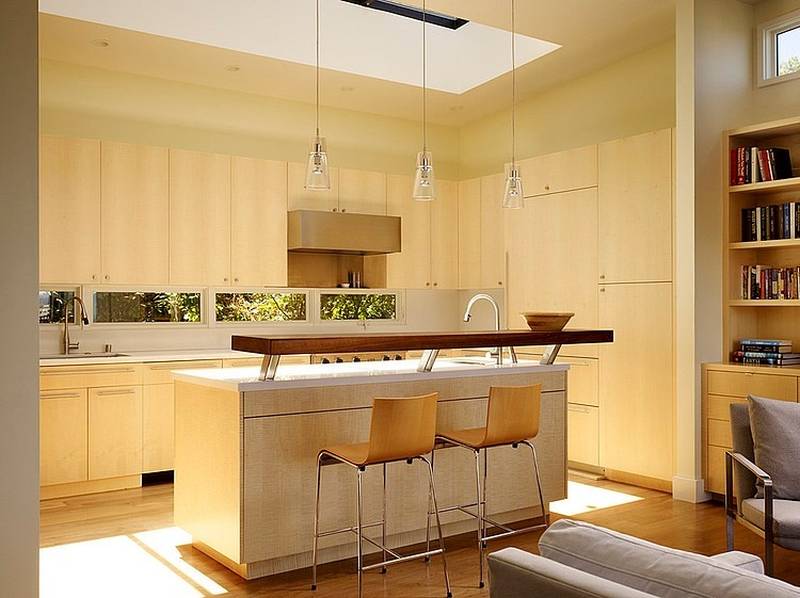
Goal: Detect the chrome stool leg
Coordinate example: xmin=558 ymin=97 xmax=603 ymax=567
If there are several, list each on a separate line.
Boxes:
xmin=311 ymin=453 xmax=323 ymax=591
xmin=424 ymin=446 xmax=435 ymax=561
xmin=356 ymin=466 xmax=364 ymax=597
xmin=381 ymin=463 xmax=387 ymax=574
xmin=522 ymin=440 xmax=548 ymax=526
xmin=482 ymin=448 xmax=488 ymax=549
xmin=474 ymin=448 xmax=485 ymax=588
xmin=421 ymin=455 xmax=452 ymax=598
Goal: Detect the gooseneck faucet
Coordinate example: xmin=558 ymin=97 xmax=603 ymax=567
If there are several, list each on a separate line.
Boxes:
xmin=463 ymin=293 xmax=517 ymax=366
xmin=55 ymin=295 xmax=90 ymax=355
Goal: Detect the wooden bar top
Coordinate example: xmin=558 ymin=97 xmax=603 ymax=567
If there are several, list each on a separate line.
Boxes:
xmin=231 ymin=329 xmax=613 ymax=356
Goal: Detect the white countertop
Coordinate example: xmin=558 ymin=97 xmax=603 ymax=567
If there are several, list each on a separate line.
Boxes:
xmin=171 ymin=358 xmax=568 ymax=391
xmin=39 ymin=349 xmax=261 ymax=367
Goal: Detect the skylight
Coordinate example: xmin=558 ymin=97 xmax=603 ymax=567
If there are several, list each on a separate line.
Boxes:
xmin=39 ymin=0 xmax=561 ymax=95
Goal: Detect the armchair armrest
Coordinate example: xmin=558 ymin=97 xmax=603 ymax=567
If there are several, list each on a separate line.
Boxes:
xmin=725 ymin=450 xmax=774 ymax=563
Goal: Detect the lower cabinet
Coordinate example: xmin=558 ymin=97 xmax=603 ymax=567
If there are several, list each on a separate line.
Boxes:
xmin=40 ymin=389 xmax=88 ymax=486
xmin=568 ymin=404 xmax=599 ymax=466
xmin=143 ymin=384 xmax=174 ymax=473
xmin=88 ymin=386 xmax=143 ymax=480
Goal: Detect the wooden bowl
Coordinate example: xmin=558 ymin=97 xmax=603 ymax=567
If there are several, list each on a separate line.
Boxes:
xmin=521 ymin=312 xmax=574 ymax=332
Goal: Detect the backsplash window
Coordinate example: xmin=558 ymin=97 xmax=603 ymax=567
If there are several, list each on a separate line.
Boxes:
xmin=39 ymin=290 xmax=76 ymax=324
xmin=319 ymin=293 xmax=398 ymax=321
xmin=215 ymin=292 xmax=307 ymax=322
xmin=93 ymin=291 xmax=202 ymax=324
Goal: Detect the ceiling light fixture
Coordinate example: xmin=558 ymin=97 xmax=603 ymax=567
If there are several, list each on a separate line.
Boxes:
xmin=225 ymin=64 xmax=241 ymax=72
xmin=305 ymin=0 xmax=331 ymax=191
xmin=90 ymin=39 xmax=110 ymax=47
xmin=502 ymin=0 xmax=524 ymax=209
xmin=412 ymin=0 xmax=435 ymax=201
xmin=341 ymin=0 xmax=468 ymax=30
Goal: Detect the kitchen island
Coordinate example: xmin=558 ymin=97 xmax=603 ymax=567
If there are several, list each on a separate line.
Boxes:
xmin=173 ymin=330 xmax=612 ymax=579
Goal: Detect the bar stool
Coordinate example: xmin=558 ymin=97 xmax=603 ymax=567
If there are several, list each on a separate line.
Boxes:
xmin=426 ymin=384 xmax=546 ymax=588
xmin=311 ymin=392 xmax=452 ymax=598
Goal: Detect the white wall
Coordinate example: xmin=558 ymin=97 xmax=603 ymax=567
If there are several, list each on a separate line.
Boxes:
xmin=0 ymin=0 xmax=39 ymax=594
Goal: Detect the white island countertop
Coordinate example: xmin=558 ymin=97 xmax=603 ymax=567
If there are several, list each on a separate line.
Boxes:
xmin=172 ymin=358 xmax=569 ymax=392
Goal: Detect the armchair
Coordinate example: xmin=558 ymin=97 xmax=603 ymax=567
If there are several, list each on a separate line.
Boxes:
xmin=726 ymin=402 xmax=800 ymax=576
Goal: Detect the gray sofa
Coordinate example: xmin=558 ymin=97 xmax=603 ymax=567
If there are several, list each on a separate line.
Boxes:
xmin=488 ymin=519 xmax=800 ymax=597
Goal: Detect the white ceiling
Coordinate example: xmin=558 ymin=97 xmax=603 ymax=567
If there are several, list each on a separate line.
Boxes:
xmin=39 ymin=0 xmax=560 ymax=95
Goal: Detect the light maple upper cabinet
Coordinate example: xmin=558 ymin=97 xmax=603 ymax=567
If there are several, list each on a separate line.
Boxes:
xmin=339 ymin=168 xmax=387 ymax=215
xmin=385 ymin=174 xmax=431 ymax=288
xmin=169 ymin=149 xmax=231 ymax=285
xmin=39 ymin=136 xmax=101 ymax=284
xmin=101 ymin=141 xmax=169 ymax=284
xmin=231 ymin=156 xmax=288 ymax=287
xmin=430 ymin=180 xmax=459 ymax=289
xmin=480 ymin=173 xmax=506 ymax=289
xmin=287 ymin=161 xmax=339 ymax=212
xmin=506 ymin=188 xmax=599 ymax=356
xmin=517 ymin=144 xmax=597 ymax=198
xmin=599 ymin=282 xmax=674 ymax=482
xmin=458 ymin=178 xmax=482 ymax=289
xmin=88 ymin=386 xmax=143 ymax=480
xmin=40 ymin=389 xmax=88 ymax=486
xmin=598 ymin=129 xmax=672 ymax=283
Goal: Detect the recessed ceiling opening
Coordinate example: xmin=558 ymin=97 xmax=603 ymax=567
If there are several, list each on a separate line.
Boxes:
xmin=340 ymin=0 xmax=468 ymax=30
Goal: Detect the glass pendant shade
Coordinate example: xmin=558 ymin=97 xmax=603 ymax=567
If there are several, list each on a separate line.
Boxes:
xmin=413 ymin=150 xmax=436 ymax=201
xmin=502 ymin=164 xmax=524 ymax=209
xmin=305 ymin=136 xmax=331 ymax=191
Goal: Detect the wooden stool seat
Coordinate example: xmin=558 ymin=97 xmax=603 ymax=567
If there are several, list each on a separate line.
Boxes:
xmin=437 ymin=427 xmax=526 ymax=450
xmin=319 ymin=442 xmax=370 ymax=466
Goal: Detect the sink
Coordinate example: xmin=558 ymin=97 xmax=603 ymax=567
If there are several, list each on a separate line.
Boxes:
xmin=40 ymin=352 xmax=129 ymax=360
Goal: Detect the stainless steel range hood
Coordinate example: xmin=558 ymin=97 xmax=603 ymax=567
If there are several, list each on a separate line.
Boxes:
xmin=287 ymin=210 xmax=401 ymax=256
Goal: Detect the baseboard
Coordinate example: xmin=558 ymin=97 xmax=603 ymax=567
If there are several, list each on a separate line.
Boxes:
xmin=40 ymin=475 xmax=142 ymax=500
xmin=672 ymin=475 xmax=712 ymax=503
xmin=605 ymin=469 xmax=672 ymax=493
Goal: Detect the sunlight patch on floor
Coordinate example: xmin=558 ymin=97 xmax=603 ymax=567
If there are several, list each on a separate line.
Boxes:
xmin=549 ymin=481 xmax=643 ymax=516
xmin=40 ymin=528 xmax=228 ymax=598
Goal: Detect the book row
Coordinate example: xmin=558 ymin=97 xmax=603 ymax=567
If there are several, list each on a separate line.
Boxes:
xmin=740 ymin=265 xmax=800 ymax=300
xmin=741 ymin=202 xmax=800 ymax=241
xmin=731 ymin=146 xmax=793 ymax=185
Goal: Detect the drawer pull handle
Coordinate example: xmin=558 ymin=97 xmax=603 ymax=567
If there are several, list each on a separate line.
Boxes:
xmin=43 ymin=368 xmax=136 ymax=376
xmin=148 ymin=363 xmax=216 ymax=371
xmin=41 ymin=392 xmax=83 ymax=400
xmin=568 ymin=405 xmax=591 ymax=413
xmin=96 ymin=389 xmax=136 ymax=397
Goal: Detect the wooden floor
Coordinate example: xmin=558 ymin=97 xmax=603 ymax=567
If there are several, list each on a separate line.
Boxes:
xmin=39 ymin=478 xmax=800 ymax=597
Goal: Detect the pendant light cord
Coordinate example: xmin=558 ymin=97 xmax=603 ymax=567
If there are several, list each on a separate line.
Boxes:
xmin=511 ymin=0 xmax=516 ymax=166
xmin=316 ymin=0 xmax=321 ymax=138
xmin=422 ymin=0 xmax=427 ymax=152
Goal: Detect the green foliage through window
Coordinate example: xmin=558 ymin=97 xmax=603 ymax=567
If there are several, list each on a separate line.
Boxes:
xmin=319 ymin=293 xmax=397 ymax=321
xmin=215 ymin=293 xmax=307 ymax=322
xmin=94 ymin=292 xmax=201 ymax=323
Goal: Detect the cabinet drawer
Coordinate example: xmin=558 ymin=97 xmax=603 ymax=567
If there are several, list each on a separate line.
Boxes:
xmin=568 ymin=404 xmax=599 ymax=466
xmin=518 ymin=144 xmax=597 ymax=197
xmin=707 ymin=370 xmax=796 ymax=401
xmin=41 ymin=364 xmax=142 ymax=390
xmin=513 ymin=354 xmax=598 ymax=406
xmin=707 ymin=418 xmax=732 ymax=448
xmin=143 ymin=360 xmax=221 ymax=384
xmin=707 ymin=395 xmax=747 ymax=421
xmin=88 ymin=386 xmax=143 ymax=480
xmin=40 ymin=389 xmax=88 ymax=486
xmin=706 ymin=444 xmax=727 ymax=495
xmin=222 ymin=357 xmax=263 ymax=368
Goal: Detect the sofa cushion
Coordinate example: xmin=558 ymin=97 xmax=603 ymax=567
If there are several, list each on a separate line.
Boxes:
xmin=538 ymin=519 xmax=800 ymax=598
xmin=708 ymin=551 xmax=763 ymax=574
xmin=742 ymin=498 xmax=800 ymax=550
xmin=748 ymin=395 xmax=800 ymax=500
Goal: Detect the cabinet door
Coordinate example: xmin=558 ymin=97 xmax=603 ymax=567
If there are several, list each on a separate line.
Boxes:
xmin=143 ymin=384 xmax=174 ymax=473
xmin=518 ymin=144 xmax=597 ymax=198
xmin=169 ymin=149 xmax=231 ymax=285
xmin=481 ymin=173 xmax=506 ymax=289
xmin=599 ymin=129 xmax=672 ymax=283
xmin=599 ymin=282 xmax=673 ymax=481
xmin=568 ymin=404 xmax=599 ymax=466
xmin=506 ymin=188 xmax=598 ymax=356
xmin=458 ymin=178 xmax=482 ymax=289
xmin=88 ymin=386 xmax=143 ymax=480
xmin=39 ymin=136 xmax=101 ymax=283
xmin=385 ymin=174 xmax=431 ymax=288
xmin=101 ymin=141 xmax=169 ymax=284
xmin=40 ymin=389 xmax=88 ymax=486
xmin=231 ymin=157 xmax=287 ymax=286
xmin=287 ymin=162 xmax=339 ymax=212
xmin=339 ymin=169 xmax=386 ymax=215
xmin=430 ymin=180 xmax=459 ymax=289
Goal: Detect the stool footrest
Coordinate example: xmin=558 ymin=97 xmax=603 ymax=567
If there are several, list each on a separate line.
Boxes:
xmin=362 ymin=548 xmax=444 ymax=571
xmin=481 ymin=522 xmax=547 ymax=543
xmin=316 ymin=520 xmax=384 ymax=538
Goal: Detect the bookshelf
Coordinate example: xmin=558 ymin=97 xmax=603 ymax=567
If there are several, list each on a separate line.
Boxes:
xmin=723 ymin=116 xmax=800 ymax=359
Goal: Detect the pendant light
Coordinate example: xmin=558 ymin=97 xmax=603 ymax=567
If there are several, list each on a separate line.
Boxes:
xmin=413 ymin=0 xmax=436 ymax=201
xmin=305 ymin=0 xmax=331 ymax=191
xmin=503 ymin=0 xmax=524 ymax=209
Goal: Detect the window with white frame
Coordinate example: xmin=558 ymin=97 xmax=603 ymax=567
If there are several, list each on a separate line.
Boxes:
xmin=92 ymin=290 xmax=203 ymax=324
xmin=319 ymin=291 xmax=400 ymax=322
xmin=214 ymin=291 xmax=308 ymax=323
xmin=38 ymin=289 xmax=77 ymax=324
xmin=758 ymin=9 xmax=800 ymax=86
